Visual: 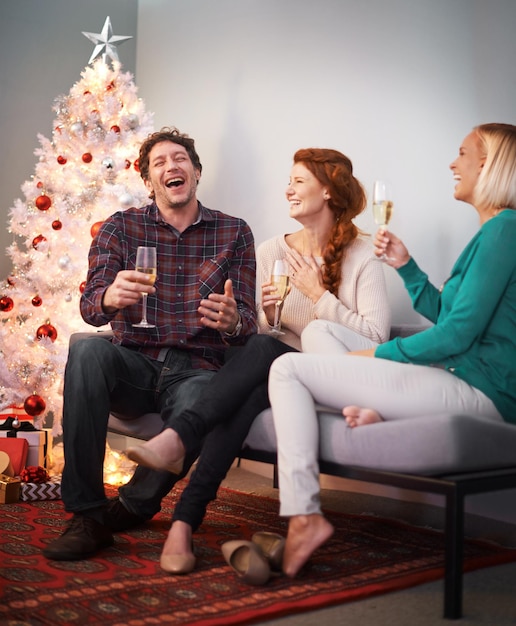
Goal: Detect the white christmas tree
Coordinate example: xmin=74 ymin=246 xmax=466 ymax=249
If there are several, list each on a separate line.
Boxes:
xmin=0 ymin=18 xmax=154 ymax=436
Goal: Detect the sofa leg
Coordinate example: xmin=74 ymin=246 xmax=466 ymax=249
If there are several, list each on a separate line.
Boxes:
xmin=273 ymin=464 xmax=279 ymax=489
xmin=443 ymin=487 xmax=464 ymax=619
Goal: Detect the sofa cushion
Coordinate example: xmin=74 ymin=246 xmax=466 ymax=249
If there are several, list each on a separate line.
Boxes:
xmin=242 ymin=408 xmax=516 ymax=475
xmin=108 ymin=413 xmax=163 ymax=440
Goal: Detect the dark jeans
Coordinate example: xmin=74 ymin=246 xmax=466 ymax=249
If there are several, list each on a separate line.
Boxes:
xmin=61 ymin=337 xmax=214 ymax=514
xmin=170 ymin=334 xmax=297 ymax=531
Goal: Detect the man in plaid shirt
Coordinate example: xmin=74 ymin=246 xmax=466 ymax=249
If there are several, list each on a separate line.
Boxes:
xmin=44 ymin=127 xmax=257 ymax=561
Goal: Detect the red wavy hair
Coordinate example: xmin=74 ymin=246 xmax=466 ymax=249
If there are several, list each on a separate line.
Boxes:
xmin=293 ymin=148 xmax=366 ymax=295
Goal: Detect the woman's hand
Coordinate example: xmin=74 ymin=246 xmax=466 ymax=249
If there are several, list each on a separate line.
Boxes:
xmin=286 ymin=248 xmax=325 ymax=303
xmin=374 ymin=229 xmax=411 ymax=268
xmin=261 ymin=281 xmax=284 ymax=326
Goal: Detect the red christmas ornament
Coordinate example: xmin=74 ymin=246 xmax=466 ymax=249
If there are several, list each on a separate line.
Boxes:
xmin=125 ymin=159 xmax=131 ymax=169
xmin=57 ymin=155 xmax=67 ymax=165
xmin=35 ymin=194 xmax=52 ymax=211
xmin=90 ymin=221 xmax=103 ymax=238
xmin=36 ymin=181 xmax=44 ymax=189
xmin=52 ymin=220 xmax=62 ymax=230
xmin=83 ymin=90 xmax=91 ymax=96
xmin=0 ymin=296 xmax=14 ymax=312
xmin=82 ymin=153 xmax=93 ymax=163
xmin=32 ymin=234 xmax=47 ymax=249
xmin=106 ymin=81 xmax=116 ymax=91
xmin=79 ymin=281 xmax=87 ymax=293
xmin=7 ymin=276 xmax=15 ymax=286
xmin=32 ymin=296 xmax=42 ymax=307
xmin=110 ymin=125 xmax=121 ymax=134
xmin=23 ymin=394 xmax=46 ymax=417
xmin=133 ymin=159 xmax=140 ymax=172
xmin=36 ymin=323 xmax=58 ymax=342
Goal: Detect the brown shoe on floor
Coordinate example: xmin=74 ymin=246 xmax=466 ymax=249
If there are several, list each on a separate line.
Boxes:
xmin=42 ymin=514 xmax=114 ymax=561
xmin=104 ymin=497 xmax=146 ymax=532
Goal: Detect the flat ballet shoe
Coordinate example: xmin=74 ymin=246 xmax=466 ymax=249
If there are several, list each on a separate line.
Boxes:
xmin=221 ymin=540 xmax=271 ymax=586
xmin=125 ymin=445 xmax=184 ymax=475
xmin=160 ymin=552 xmax=196 ymax=575
xmin=251 ymin=531 xmax=286 ymax=571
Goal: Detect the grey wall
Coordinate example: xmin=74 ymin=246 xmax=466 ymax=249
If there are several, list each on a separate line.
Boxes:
xmin=134 ymin=0 xmax=516 ymax=525
xmin=0 ymin=0 xmax=138 ymax=277
xmin=136 ymin=0 xmax=516 ymax=323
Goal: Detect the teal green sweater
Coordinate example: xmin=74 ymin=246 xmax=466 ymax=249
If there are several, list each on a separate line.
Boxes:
xmin=375 ymin=209 xmax=516 ymax=423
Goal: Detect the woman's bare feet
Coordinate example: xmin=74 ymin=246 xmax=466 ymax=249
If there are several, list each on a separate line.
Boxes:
xmin=283 ymin=514 xmax=334 ymax=577
xmin=343 ymin=405 xmax=383 ymax=428
xmin=160 ymin=520 xmax=196 ymax=574
xmin=126 ymin=428 xmax=186 ymax=474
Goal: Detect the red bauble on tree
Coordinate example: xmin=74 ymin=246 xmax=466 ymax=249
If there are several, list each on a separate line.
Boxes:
xmin=90 ymin=221 xmax=103 ymax=238
xmin=52 ymin=220 xmax=62 ymax=230
xmin=35 ymin=195 xmax=52 ymax=211
xmin=57 ymin=155 xmax=67 ymax=165
xmin=82 ymin=153 xmax=93 ymax=163
xmin=24 ymin=394 xmax=46 ymax=417
xmin=32 ymin=296 xmax=43 ymax=307
xmin=32 ymin=234 xmax=47 ymax=250
xmin=79 ymin=281 xmax=86 ymax=293
xmin=36 ymin=323 xmax=58 ymax=342
xmin=0 ymin=296 xmax=14 ymax=312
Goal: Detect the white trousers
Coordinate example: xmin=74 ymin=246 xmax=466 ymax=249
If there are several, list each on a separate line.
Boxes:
xmin=269 ymin=325 xmax=503 ymax=517
xmin=301 ymin=319 xmax=379 ymax=354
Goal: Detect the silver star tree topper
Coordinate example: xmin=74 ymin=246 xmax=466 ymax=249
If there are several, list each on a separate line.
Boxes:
xmin=82 ymin=16 xmax=132 ymax=65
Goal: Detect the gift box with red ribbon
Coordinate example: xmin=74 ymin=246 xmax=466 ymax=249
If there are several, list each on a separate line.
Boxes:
xmin=19 ymin=466 xmax=61 ymax=501
xmin=0 ymin=404 xmax=33 ymax=424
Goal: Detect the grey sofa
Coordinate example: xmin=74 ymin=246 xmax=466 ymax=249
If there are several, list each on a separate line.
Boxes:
xmin=69 ymin=329 xmax=516 ymax=619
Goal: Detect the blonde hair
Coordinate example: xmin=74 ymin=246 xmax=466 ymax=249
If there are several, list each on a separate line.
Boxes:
xmin=474 ymin=123 xmax=516 ymax=211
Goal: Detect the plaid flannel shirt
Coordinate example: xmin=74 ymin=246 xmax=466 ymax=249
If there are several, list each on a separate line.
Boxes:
xmin=80 ymin=202 xmax=257 ymax=370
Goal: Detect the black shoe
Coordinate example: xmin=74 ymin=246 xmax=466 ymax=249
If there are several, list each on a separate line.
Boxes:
xmin=104 ymin=497 xmax=146 ymax=532
xmin=43 ymin=515 xmax=114 ymax=561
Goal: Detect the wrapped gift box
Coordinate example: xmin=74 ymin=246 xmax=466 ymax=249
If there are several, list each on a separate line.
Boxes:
xmin=0 ymin=404 xmax=33 ymax=424
xmin=0 ymin=474 xmax=21 ymax=504
xmin=0 ymin=429 xmax=47 ymax=468
xmin=0 ymin=419 xmax=52 ymax=469
xmin=19 ymin=476 xmax=61 ymax=501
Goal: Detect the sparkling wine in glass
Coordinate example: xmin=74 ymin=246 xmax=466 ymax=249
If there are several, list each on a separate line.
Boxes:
xmin=372 ymin=180 xmax=394 ymax=261
xmin=133 ymin=246 xmax=157 ymax=328
xmin=269 ymin=259 xmax=290 ymax=336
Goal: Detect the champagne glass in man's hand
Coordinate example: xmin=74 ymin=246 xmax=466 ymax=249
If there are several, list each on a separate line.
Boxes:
xmin=133 ymin=246 xmax=157 ymax=328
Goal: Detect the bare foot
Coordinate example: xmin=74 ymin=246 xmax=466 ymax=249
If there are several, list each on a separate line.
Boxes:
xmin=160 ymin=521 xmax=196 ymax=574
xmin=126 ymin=428 xmax=186 ymax=474
xmin=283 ymin=514 xmax=334 ymax=577
xmin=343 ymin=405 xmax=383 ymax=428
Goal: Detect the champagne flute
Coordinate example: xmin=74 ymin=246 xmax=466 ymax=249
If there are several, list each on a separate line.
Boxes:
xmin=269 ymin=259 xmax=290 ymax=336
xmin=133 ymin=246 xmax=157 ymax=328
xmin=372 ymin=180 xmax=394 ymax=261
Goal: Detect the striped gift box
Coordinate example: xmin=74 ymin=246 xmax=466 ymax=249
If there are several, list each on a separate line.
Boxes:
xmin=19 ymin=476 xmax=61 ymax=501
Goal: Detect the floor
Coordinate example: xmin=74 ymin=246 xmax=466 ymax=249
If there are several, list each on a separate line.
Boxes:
xmin=220 ymin=465 xmax=516 ymax=626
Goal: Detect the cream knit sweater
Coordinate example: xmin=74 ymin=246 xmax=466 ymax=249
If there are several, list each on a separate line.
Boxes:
xmin=256 ymin=234 xmax=391 ymax=350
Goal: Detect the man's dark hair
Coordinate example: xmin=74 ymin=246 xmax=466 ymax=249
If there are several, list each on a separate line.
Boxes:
xmin=138 ymin=127 xmax=202 ymax=181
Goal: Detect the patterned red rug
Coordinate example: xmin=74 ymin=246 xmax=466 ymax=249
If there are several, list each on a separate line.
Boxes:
xmin=1 ymin=482 xmax=515 ymax=625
